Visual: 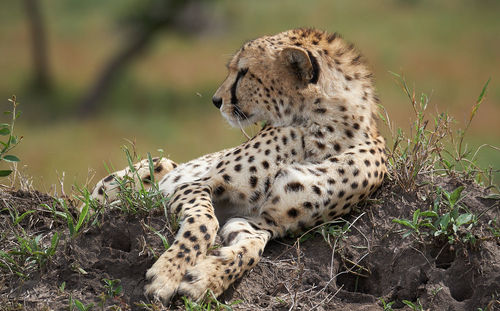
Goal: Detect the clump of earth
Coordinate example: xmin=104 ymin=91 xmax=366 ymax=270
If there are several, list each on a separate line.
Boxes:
xmin=0 ymin=175 xmax=499 ymax=310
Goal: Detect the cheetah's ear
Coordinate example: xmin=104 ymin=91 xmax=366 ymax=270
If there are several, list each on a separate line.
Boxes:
xmin=280 ymin=47 xmax=317 ymax=83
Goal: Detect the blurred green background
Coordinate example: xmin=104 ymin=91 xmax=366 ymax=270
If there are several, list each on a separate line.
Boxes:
xmin=0 ymin=0 xmax=499 ymax=193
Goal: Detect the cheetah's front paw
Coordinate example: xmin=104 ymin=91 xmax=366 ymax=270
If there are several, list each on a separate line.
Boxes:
xmin=177 ymin=257 xmax=226 ymax=301
xmin=144 ymin=256 xmax=183 ymax=303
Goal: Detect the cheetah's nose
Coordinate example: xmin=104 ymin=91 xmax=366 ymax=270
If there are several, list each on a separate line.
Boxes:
xmin=212 ymin=96 xmax=222 ymax=109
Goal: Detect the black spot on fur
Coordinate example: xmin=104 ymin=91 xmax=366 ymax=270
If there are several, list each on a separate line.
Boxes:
xmin=303 ymin=202 xmax=313 ymax=209
xmin=250 ymin=176 xmax=258 ymax=188
xmin=250 ymin=191 xmax=261 ymax=203
xmin=287 ymin=208 xmax=299 ymax=218
xmin=312 ymin=185 xmax=322 ymax=195
xmin=214 ymin=186 xmax=225 ymax=196
xmin=285 ymin=182 xmax=305 ymax=192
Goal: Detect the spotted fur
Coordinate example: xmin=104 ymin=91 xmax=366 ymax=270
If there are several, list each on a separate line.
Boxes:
xmin=91 ymin=28 xmax=387 ymax=303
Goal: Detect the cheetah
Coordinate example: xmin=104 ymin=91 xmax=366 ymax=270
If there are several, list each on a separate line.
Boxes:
xmin=91 ymin=28 xmax=387 ymax=303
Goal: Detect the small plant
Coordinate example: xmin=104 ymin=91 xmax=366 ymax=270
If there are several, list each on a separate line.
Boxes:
xmin=296 ymin=219 xmax=349 ymax=244
xmin=69 ymin=296 xmax=94 ymax=311
xmin=380 ymin=73 xmax=449 ymax=191
xmin=432 ymin=186 xmax=477 ymax=244
xmin=102 ymin=278 xmax=123 ymax=298
xmin=74 ymin=184 xmax=105 ymax=218
xmin=5 ymin=204 xmax=36 ymax=226
xmin=144 ymin=223 xmax=170 ymax=251
xmin=392 ymin=208 xmax=438 ymax=240
xmin=393 ymin=185 xmax=479 ymax=245
xmin=0 ymin=231 xmax=59 ymax=277
xmin=134 ymin=301 xmax=164 ymax=311
xmin=430 ymin=286 xmax=443 ymax=297
xmin=487 ymin=218 xmax=500 ymax=238
xmin=380 ymin=74 xmax=497 ymax=192
xmin=182 ymin=290 xmax=242 ymax=311
xmin=402 ymin=299 xmax=424 ymax=311
xmin=42 ymin=198 xmax=90 ymax=238
xmin=59 ymin=281 xmax=66 ymax=293
xmin=378 ymin=297 xmax=395 ymax=311
xmin=0 ymin=95 xmax=22 ymax=177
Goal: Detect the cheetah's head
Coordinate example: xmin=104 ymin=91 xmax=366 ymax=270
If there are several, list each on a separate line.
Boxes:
xmin=213 ymin=29 xmax=377 ymax=133
xmin=212 ymin=35 xmax=322 ymax=128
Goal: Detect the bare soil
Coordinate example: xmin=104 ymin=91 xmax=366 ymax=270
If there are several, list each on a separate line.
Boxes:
xmin=1 ymin=176 xmax=499 ymax=311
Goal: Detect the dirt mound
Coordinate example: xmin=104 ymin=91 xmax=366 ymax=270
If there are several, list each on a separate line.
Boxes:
xmin=1 ymin=176 xmax=499 ymax=310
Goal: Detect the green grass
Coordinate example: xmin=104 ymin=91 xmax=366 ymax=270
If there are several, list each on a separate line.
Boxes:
xmin=0 ymin=96 xmax=22 ymax=177
xmin=182 ymin=291 xmax=242 ymax=311
xmin=392 ymin=185 xmax=480 ymax=245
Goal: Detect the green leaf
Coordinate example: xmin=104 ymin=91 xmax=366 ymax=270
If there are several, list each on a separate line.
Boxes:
xmin=67 ymin=213 xmax=75 ymax=236
xmin=442 ymin=159 xmax=453 ymax=170
xmin=73 ymin=299 xmax=85 ymax=311
xmin=449 ymin=186 xmax=464 ymax=207
xmin=413 ymin=209 xmax=421 ymax=224
xmin=75 ymin=202 xmax=89 ymax=233
xmin=147 ymin=152 xmax=155 ymax=185
xmin=475 ymin=77 xmax=491 ymax=105
xmin=144 ymin=223 xmax=170 ymax=250
xmin=420 ymin=211 xmax=438 ymax=218
xmin=3 ymin=155 xmax=20 ymax=162
xmin=48 ymin=232 xmax=60 ymax=256
xmin=0 ymin=170 xmax=12 ymax=176
xmin=402 ymin=300 xmax=416 ymax=308
xmin=456 ymin=213 xmax=473 ymax=227
xmin=0 ymin=127 xmax=10 ymax=135
xmin=439 ymin=214 xmax=451 ymax=230
xmin=450 ymin=207 xmax=459 ymax=220
xmin=393 ymin=218 xmax=415 ymax=229
xmin=402 ymin=230 xmax=413 ymax=238
xmin=13 ymin=210 xmax=35 ymax=225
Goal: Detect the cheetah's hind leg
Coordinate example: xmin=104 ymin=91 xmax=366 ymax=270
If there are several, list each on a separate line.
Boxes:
xmin=87 ymin=157 xmax=177 ymax=208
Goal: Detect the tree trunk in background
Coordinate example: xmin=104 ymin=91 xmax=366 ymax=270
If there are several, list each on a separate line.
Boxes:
xmin=24 ymin=0 xmax=51 ymax=93
xmin=75 ymin=0 xmax=213 ymax=118
xmin=76 ymin=29 xmax=155 ymax=118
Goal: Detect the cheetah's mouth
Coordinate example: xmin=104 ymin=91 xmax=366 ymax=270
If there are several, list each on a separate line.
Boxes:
xmin=220 ymin=104 xmax=255 ymax=128
xmin=232 ymin=106 xmax=253 ymax=121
